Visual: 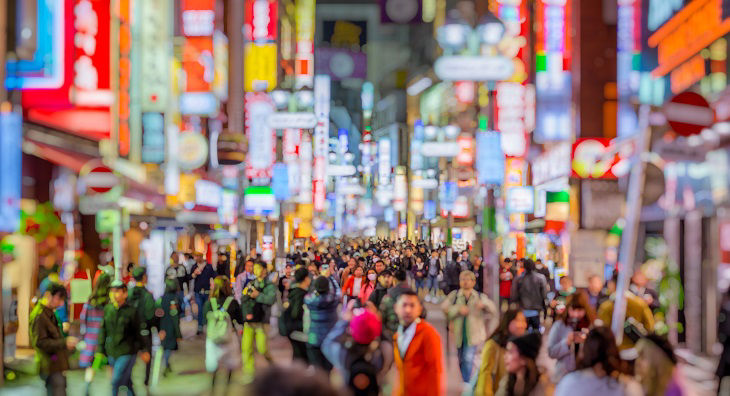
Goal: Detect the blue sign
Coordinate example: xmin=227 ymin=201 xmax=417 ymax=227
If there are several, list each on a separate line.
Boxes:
xmin=424 ymin=200 xmax=436 ymax=220
xmin=272 ymin=163 xmax=290 ymax=201
xmin=439 ymin=181 xmax=457 ymax=212
xmin=0 ymin=112 xmax=22 ymax=232
xmin=141 ymin=113 xmax=165 ymax=163
xmin=476 ymin=131 xmax=505 ymax=185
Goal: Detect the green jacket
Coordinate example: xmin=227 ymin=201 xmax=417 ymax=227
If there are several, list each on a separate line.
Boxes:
xmin=378 ymin=282 xmax=411 ymax=339
xmin=128 ymin=285 xmax=159 ymax=333
xmin=29 ymin=303 xmax=69 ymax=374
xmin=241 ymin=278 xmax=276 ymax=323
xmin=98 ymin=302 xmax=150 ymax=358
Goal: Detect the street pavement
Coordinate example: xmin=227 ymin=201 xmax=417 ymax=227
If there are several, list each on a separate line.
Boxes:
xmin=2 ymin=302 xmax=719 ymax=395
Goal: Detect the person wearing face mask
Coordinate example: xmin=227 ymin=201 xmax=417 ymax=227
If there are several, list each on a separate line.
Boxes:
xmin=547 ymin=293 xmax=596 ymax=383
xmin=359 ymin=269 xmax=378 ymax=303
xmin=534 ymin=259 xmax=553 ymax=292
xmin=475 ymin=309 xmax=528 ymax=396
xmin=343 ymin=266 xmax=365 ymax=304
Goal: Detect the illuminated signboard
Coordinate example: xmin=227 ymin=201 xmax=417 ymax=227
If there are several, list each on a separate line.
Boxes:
xmin=244 ymin=0 xmax=278 ymax=91
xmin=141 ymin=113 xmax=165 ymax=163
xmin=244 ymin=93 xmax=276 ymax=179
xmin=298 ymin=132 xmax=313 ymax=203
xmin=456 ymin=134 xmax=474 ymax=165
xmin=295 ymin=0 xmax=316 ymax=89
xmin=506 ymin=186 xmax=535 ymax=214
xmin=313 ymin=75 xmax=330 ymax=211
xmin=571 ymin=138 xmax=620 ymax=179
xmin=244 ymin=0 xmax=278 ymax=42
xmin=476 ymin=131 xmax=505 ymax=185
xmin=140 ymin=0 xmax=171 ymax=112
xmin=496 ymin=82 xmax=527 ymax=157
xmin=0 ymin=112 xmax=22 ymax=232
xmin=617 ymin=0 xmax=641 ymax=137
xmin=180 ymin=0 xmax=216 ymax=114
xmin=71 ymin=0 xmax=112 ymax=107
xmin=116 ymin=0 xmax=132 ymax=156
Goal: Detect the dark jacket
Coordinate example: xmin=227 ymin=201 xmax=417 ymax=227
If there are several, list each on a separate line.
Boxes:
xmin=192 ymin=263 xmax=216 ymax=294
xmin=128 ymin=285 xmax=158 ymax=332
xmin=444 ymin=261 xmax=461 ymax=288
xmin=304 ymin=290 xmax=339 ymax=347
xmin=165 ymin=264 xmax=190 ymax=293
xmin=472 ymin=264 xmax=485 ymax=293
xmin=283 ymin=287 xmax=308 ymax=332
xmin=379 ymin=282 xmax=412 ymax=338
xmin=159 ymin=292 xmax=182 ymax=351
xmin=241 ymin=277 xmax=276 ymax=323
xmin=29 ymin=303 xmax=69 ymax=374
xmin=203 ymin=296 xmax=244 ymax=328
xmin=368 ymin=284 xmax=389 ymax=308
xmin=510 ymin=271 xmax=549 ymax=311
xmin=98 ymin=302 xmax=150 ymax=358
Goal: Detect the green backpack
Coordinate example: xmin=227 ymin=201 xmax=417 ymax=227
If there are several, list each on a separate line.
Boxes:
xmin=206 ymin=297 xmax=234 ymax=344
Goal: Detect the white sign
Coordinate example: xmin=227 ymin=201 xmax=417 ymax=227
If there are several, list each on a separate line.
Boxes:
xmin=327 ymin=164 xmax=357 ymax=176
xmin=411 ymin=178 xmax=438 ymax=189
xmin=267 ymin=112 xmax=317 ymax=129
xmin=434 ymin=55 xmax=514 ymax=82
xmin=421 ymin=141 xmax=460 ymax=157
xmin=378 ymin=139 xmax=391 ymax=185
xmin=506 ymin=186 xmax=535 ymax=213
xmin=195 ymin=180 xmax=222 ymax=208
xmin=393 ymin=173 xmax=407 ymax=211
xmin=531 ymin=142 xmax=572 ymax=185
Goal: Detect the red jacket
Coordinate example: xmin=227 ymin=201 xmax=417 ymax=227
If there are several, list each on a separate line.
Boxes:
xmin=392 ymin=320 xmax=445 ymax=396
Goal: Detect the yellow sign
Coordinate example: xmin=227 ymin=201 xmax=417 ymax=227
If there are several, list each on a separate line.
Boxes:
xmin=244 ymin=43 xmax=277 ymax=92
xmin=178 ymin=174 xmax=199 ymax=205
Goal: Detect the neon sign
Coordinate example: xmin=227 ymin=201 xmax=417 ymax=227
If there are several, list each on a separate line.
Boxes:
xmin=71 ymin=0 xmax=112 ymax=107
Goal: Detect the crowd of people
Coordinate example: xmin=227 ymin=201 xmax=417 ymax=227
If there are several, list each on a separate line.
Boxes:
xmin=27 ymin=237 xmax=723 ymax=395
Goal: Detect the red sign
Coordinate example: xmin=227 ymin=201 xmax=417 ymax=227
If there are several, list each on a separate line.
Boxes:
xmin=571 ymin=138 xmax=619 ymax=179
xmin=181 ymin=0 xmax=214 ymax=94
xmin=81 ymin=160 xmax=118 ymax=194
xmin=664 ymin=91 xmax=715 ymax=137
xmin=244 ymin=0 xmax=278 ymax=42
xmin=71 ymin=0 xmax=111 ymax=107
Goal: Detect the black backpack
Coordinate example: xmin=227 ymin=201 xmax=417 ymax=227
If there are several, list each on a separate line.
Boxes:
xmin=345 ymin=349 xmax=379 ymax=396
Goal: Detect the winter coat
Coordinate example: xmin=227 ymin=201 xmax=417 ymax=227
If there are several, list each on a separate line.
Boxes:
xmin=510 ymin=271 xmax=548 ymax=311
xmin=283 ymin=287 xmax=308 ymax=332
xmin=597 ymin=292 xmax=654 ymax=350
xmin=322 ymin=320 xmax=389 ymax=386
xmin=304 ymin=291 xmax=339 ymax=347
xmin=547 ymin=320 xmax=577 ymax=383
xmin=444 ymin=261 xmax=461 ymax=288
xmin=475 ymin=339 xmax=506 ymax=396
xmin=379 ymin=283 xmax=412 ymax=339
xmin=442 ymin=289 xmax=497 ymax=347
xmin=159 ymin=292 xmax=183 ymax=351
xmin=411 ymin=261 xmax=428 ymax=280
xmin=392 ymin=320 xmax=445 ymax=396
xmin=368 ymin=284 xmax=388 ymax=308
xmin=29 ymin=303 xmax=69 ymax=375
xmin=128 ymin=285 xmax=159 ymax=332
xmin=98 ymin=302 xmax=150 ymax=359
xmin=343 ymin=275 xmax=365 ymax=298
xmin=192 ymin=263 xmax=216 ymax=294
xmin=240 ymin=277 xmax=276 ymax=323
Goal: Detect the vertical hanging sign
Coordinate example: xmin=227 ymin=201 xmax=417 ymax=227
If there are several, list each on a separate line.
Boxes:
xmin=295 ymin=0 xmax=316 ymax=89
xmin=244 ymin=0 xmax=278 ymax=91
xmin=113 ymin=0 xmax=133 ymax=156
xmin=140 ymin=0 xmax=170 ymax=112
xmin=313 ymin=75 xmax=330 ymax=212
xmin=72 ymin=0 xmax=112 ymax=107
xmin=180 ymin=0 xmax=217 ymax=115
xmin=244 ymin=92 xmax=276 ymax=179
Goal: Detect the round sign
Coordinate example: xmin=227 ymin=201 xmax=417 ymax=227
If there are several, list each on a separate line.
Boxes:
xmin=385 ymin=0 xmax=419 ymax=23
xmin=664 ymin=92 xmax=714 ymax=137
xmin=179 ymin=132 xmax=209 ymax=171
xmin=80 ymin=160 xmax=118 ymax=195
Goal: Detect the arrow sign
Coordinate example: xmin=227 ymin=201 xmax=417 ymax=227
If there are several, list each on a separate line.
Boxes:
xmin=434 ymin=55 xmax=514 ymax=82
xmin=267 ymin=112 xmax=318 ymax=129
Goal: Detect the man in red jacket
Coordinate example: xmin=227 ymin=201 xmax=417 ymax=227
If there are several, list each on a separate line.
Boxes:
xmin=392 ymin=290 xmax=445 ymax=396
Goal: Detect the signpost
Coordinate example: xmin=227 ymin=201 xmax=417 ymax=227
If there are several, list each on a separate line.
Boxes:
xmin=664 ymin=91 xmax=714 ymax=137
xmin=80 ymin=160 xmax=118 ymax=195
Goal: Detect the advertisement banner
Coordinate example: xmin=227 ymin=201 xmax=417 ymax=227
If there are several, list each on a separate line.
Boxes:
xmin=476 ymin=131 xmax=505 ymax=185
xmin=141 ymin=113 xmax=165 ymax=163
xmin=244 ymin=43 xmax=277 ymax=91
xmin=244 ymin=0 xmax=278 ymax=42
xmin=0 ymin=112 xmax=22 ymax=232
xmin=139 ymin=0 xmax=170 ymax=112
xmin=71 ymin=0 xmax=112 ymax=107
xmin=244 ymin=93 xmax=276 ymax=179
xmin=295 ymin=0 xmax=315 ymax=88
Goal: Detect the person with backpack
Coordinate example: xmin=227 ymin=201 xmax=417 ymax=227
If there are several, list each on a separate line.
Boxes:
xmin=78 ymin=273 xmax=111 ymax=395
xmin=304 ymin=276 xmax=340 ymax=372
xmin=240 ymin=262 xmax=276 ymax=379
xmin=281 ymin=268 xmax=311 ymax=364
xmin=191 ymin=252 xmax=216 ymax=334
xmin=159 ymin=278 xmax=182 ymax=376
xmin=322 ymin=300 xmax=388 ymax=396
xmin=97 ymin=280 xmax=150 ymax=396
xmin=442 ymin=270 xmax=498 ymax=390
xmin=203 ymin=276 xmax=243 ymax=391
xmin=127 ymin=267 xmax=159 ymax=389
xmin=510 ymin=258 xmax=549 ymax=333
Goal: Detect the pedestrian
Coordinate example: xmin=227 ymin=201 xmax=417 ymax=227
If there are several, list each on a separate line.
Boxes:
xmin=165 ymin=251 xmax=192 ymax=320
xmin=29 ymin=283 xmax=78 ymax=396
xmin=281 ymin=267 xmax=311 ymax=364
xmin=550 ymin=275 xmax=576 ymax=317
xmin=320 ymin=261 xmax=342 ymax=298
xmin=584 ymin=274 xmax=609 ymax=312
xmin=368 ymin=269 xmax=392 ymax=308
xmin=510 ymin=258 xmax=548 ymax=333
xmin=234 ymin=258 xmax=256 ymax=304
xmin=597 ymin=273 xmax=654 ymax=351
xmin=547 ymin=293 xmax=595 ymax=383
xmin=412 ymin=255 xmax=428 ymax=296
xmin=191 ymin=252 xmax=216 ymax=334
xmin=442 ymin=270 xmax=498 ymax=389
xmin=635 ymin=334 xmax=686 ymax=396
xmin=322 ymin=301 xmax=388 ymax=396
xmin=630 ymin=269 xmax=660 ymax=311
xmin=472 ymin=256 xmax=485 ymax=294
xmin=215 ymin=250 xmax=231 ymax=278
xmin=304 ymin=276 xmax=340 ymax=372
xmin=534 ymin=259 xmax=552 ymax=292
xmin=79 ymin=273 xmax=111 ymax=395
xmin=340 ymin=257 xmax=358 ymax=287
xmin=392 ymin=289 xmax=445 ymax=396
xmin=496 ymin=332 xmax=551 ymax=396
xmin=159 ymin=278 xmax=183 ymax=376
xmin=426 ymin=250 xmax=443 ymax=303
xmin=555 ymin=327 xmax=642 ymax=396
xmin=278 ymin=263 xmax=293 ymax=296
xmin=444 ymin=255 xmax=462 ymax=296
xmin=98 ymin=280 xmax=151 ymax=396
xmin=475 ymin=308 xmax=528 ymax=396
xmin=343 ymin=265 xmax=365 ymax=304
xmin=499 ymin=258 xmax=516 ymax=311
xmin=359 ymin=268 xmax=377 ymax=303
xmin=378 ymin=269 xmax=412 ymax=340
xmin=240 ymin=262 xmax=276 ymax=379
xmin=127 ymin=266 xmax=158 ymax=388
xmin=203 ymin=276 xmax=243 ymax=391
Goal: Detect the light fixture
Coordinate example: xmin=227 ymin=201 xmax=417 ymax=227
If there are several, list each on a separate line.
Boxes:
xmin=295 ymin=90 xmax=314 ymax=109
xmin=270 ymin=90 xmax=291 ymax=110
xmin=436 ymin=11 xmax=470 ymax=51
xmin=476 ymin=11 xmax=505 ymax=45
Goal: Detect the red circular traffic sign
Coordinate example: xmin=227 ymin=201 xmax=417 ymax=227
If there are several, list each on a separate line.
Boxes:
xmin=664 ymin=92 xmax=715 ymax=137
xmin=81 ymin=160 xmax=118 ymax=194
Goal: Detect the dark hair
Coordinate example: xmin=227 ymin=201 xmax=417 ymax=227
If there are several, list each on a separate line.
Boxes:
xmin=164 ymin=278 xmax=179 ymax=294
xmin=89 ymin=273 xmax=111 ymax=307
xmin=249 ymin=365 xmax=341 ymax=396
xmin=523 ymin=258 xmax=536 ymax=273
xmin=397 ymin=289 xmax=420 ymax=304
xmin=556 ymin=292 xmax=596 ymax=325
xmin=394 ymin=269 xmax=407 ymax=282
xmin=294 ymin=267 xmax=309 ymax=283
xmin=577 ymin=327 xmax=621 ymax=375
xmin=505 ymin=353 xmax=540 ymax=396
xmin=490 ymin=308 xmax=523 ymax=347
xmin=47 ymin=283 xmax=67 ymax=299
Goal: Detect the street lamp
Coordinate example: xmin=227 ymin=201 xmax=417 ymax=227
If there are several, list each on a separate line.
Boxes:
xmin=476 ymin=11 xmax=505 ymax=46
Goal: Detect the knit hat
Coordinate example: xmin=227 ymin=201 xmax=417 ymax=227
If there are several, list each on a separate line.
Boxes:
xmin=314 ymin=276 xmax=330 ymax=294
xmin=349 ymin=310 xmax=381 ymax=345
xmin=510 ymin=333 xmax=542 ymax=360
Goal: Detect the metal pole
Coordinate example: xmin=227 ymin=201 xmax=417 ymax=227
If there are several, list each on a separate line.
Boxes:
xmin=611 ymin=105 xmax=651 ymax=344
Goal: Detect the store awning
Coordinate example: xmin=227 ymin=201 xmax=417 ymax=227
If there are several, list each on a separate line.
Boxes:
xmin=22 ymin=138 xmax=95 ymax=173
